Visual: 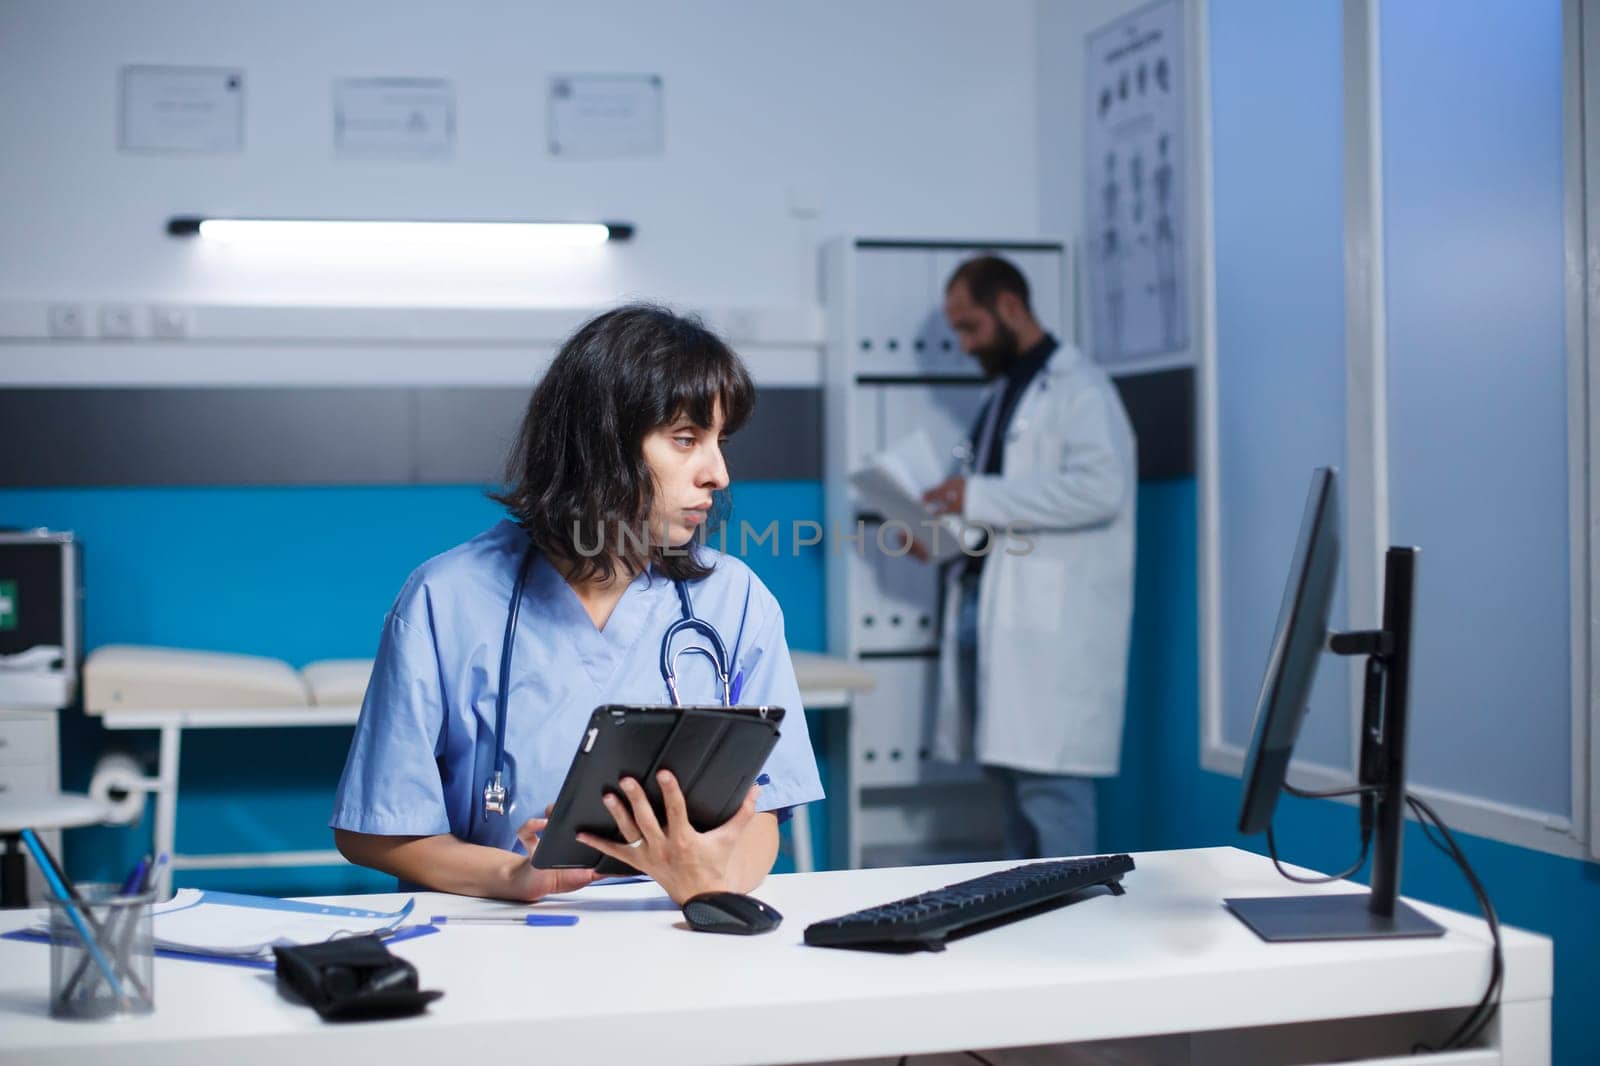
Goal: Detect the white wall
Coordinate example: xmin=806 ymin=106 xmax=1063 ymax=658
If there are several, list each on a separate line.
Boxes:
xmin=0 ymin=0 xmax=1040 ymax=311
xmin=1035 ymin=0 xmax=1154 ymax=346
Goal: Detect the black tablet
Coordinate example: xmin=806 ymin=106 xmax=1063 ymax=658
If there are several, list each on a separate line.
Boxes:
xmin=531 ymin=704 xmax=785 ymax=873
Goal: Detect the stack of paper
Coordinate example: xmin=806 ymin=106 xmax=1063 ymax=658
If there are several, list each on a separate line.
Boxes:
xmin=850 ymin=430 xmax=967 ymax=562
xmin=34 ymin=889 xmax=417 ymax=959
xmin=151 ymin=890 xmax=417 ymax=957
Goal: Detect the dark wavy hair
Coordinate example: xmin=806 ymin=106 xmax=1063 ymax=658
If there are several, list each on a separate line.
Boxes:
xmin=492 ymin=304 xmax=755 ymax=585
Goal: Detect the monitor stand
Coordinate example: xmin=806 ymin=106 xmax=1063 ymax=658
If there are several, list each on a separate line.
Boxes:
xmin=1226 ymin=547 xmax=1446 ymax=943
xmin=1226 ymin=891 xmax=1443 ymax=942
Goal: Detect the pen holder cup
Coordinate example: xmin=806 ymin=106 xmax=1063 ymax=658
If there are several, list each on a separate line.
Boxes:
xmin=48 ymin=883 xmax=155 ymax=1020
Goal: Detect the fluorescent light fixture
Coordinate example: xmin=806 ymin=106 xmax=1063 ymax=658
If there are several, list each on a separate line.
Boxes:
xmin=167 ymin=217 xmax=633 ymax=249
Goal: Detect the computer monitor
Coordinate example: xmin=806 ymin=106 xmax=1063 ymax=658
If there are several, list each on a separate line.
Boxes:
xmin=1224 ymin=468 xmax=1445 ymax=942
xmin=1236 ymin=468 xmax=1340 ymax=835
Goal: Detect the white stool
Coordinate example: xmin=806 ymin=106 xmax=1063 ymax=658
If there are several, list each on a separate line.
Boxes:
xmin=0 ymin=793 xmax=113 ymax=908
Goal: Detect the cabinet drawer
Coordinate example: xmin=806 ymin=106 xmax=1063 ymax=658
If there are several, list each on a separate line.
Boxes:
xmin=0 ymin=761 xmax=55 ymax=795
xmin=0 ymin=715 xmax=57 ymax=766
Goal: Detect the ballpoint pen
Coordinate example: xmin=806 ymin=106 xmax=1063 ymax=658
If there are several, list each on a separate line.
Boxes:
xmin=429 ymin=913 xmax=579 ymax=926
xmin=63 ymin=853 xmax=153 ymax=1000
xmin=19 ymin=829 xmax=127 ymax=1000
xmin=140 ymin=853 xmax=169 ymax=895
xmin=119 ymin=855 xmax=152 ymax=896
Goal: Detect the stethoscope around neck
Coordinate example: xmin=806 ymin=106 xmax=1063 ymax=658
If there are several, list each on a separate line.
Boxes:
xmin=482 ymin=545 xmax=733 ymax=819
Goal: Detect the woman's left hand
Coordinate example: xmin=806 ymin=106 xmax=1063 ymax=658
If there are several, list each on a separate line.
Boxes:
xmin=578 ymin=770 xmax=759 ymax=905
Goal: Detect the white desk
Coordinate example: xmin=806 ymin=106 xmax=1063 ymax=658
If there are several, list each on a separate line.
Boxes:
xmin=0 ymin=847 xmax=1549 ymax=1065
xmin=95 ymin=653 xmax=876 ymax=897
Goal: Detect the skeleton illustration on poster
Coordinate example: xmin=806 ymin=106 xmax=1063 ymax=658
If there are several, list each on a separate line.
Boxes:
xmin=1085 ymin=0 xmax=1188 ymax=366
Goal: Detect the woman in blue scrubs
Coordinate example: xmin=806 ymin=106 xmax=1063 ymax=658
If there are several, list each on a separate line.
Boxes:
xmin=331 ymin=304 xmax=824 ymax=903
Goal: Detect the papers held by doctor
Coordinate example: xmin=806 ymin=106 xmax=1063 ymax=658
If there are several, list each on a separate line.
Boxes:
xmin=849 ymin=430 xmax=970 ymax=563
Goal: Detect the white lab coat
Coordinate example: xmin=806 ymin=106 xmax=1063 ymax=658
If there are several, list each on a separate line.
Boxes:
xmin=934 ymin=342 xmax=1137 ymax=776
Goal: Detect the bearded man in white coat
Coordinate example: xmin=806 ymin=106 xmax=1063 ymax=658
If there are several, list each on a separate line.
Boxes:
xmin=920 ymin=255 xmax=1137 ymax=859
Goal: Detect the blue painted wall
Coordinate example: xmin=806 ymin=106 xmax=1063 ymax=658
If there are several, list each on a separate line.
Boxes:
xmin=0 ymin=481 xmax=828 ymax=894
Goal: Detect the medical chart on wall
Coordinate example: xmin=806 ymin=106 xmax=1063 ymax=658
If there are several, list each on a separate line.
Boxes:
xmin=120 ymin=66 xmax=244 ymax=154
xmin=547 ymin=75 xmax=664 ymax=157
xmin=1084 ymin=0 xmax=1189 ymax=367
xmin=334 ymin=78 xmax=455 ymax=159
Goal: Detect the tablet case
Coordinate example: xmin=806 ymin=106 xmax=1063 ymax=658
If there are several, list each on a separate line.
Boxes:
xmin=532 ymin=704 xmax=785 ymax=874
xmin=273 ymin=935 xmax=443 ymax=1021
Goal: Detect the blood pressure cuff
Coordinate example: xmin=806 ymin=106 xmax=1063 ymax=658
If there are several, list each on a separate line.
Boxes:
xmin=273 ymin=935 xmax=442 ymax=1021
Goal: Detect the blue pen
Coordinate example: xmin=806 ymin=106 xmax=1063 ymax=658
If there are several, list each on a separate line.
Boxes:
xmin=429 ymin=913 xmax=579 ymax=927
xmin=140 ymin=853 xmax=168 ymax=895
xmin=729 ymin=669 xmax=744 ymax=705
xmin=119 ymin=855 xmax=151 ymax=896
xmin=19 ymin=829 xmax=126 ymax=999
xmin=62 ymin=853 xmax=151 ymax=1000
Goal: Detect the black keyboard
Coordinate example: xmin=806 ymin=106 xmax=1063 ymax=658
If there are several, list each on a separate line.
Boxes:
xmin=803 ymin=854 xmax=1135 ymax=952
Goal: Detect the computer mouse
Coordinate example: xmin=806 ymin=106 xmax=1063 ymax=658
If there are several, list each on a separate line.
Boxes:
xmin=681 ymin=891 xmax=783 ymax=935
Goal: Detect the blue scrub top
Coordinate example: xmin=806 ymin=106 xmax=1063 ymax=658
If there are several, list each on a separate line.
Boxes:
xmin=330 ymin=520 xmax=825 ymax=855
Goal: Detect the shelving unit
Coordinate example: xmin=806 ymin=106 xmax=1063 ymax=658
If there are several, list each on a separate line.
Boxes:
xmin=821 ymin=237 xmax=1070 ymax=866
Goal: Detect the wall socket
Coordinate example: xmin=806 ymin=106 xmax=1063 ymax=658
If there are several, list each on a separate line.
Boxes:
xmin=47 ymin=304 xmax=88 ymax=338
xmin=98 ymin=304 xmax=139 ymax=339
xmin=48 ymin=303 xmax=190 ymax=340
xmin=149 ymin=306 xmax=189 ymax=339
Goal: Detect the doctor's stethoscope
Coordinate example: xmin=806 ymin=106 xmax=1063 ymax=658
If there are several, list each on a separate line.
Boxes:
xmin=482 ymin=545 xmax=733 ymax=818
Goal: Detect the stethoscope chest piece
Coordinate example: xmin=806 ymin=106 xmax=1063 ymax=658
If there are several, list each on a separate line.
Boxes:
xmin=482 ymin=546 xmax=733 ymax=819
xmin=483 ymin=772 xmax=508 ymax=817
